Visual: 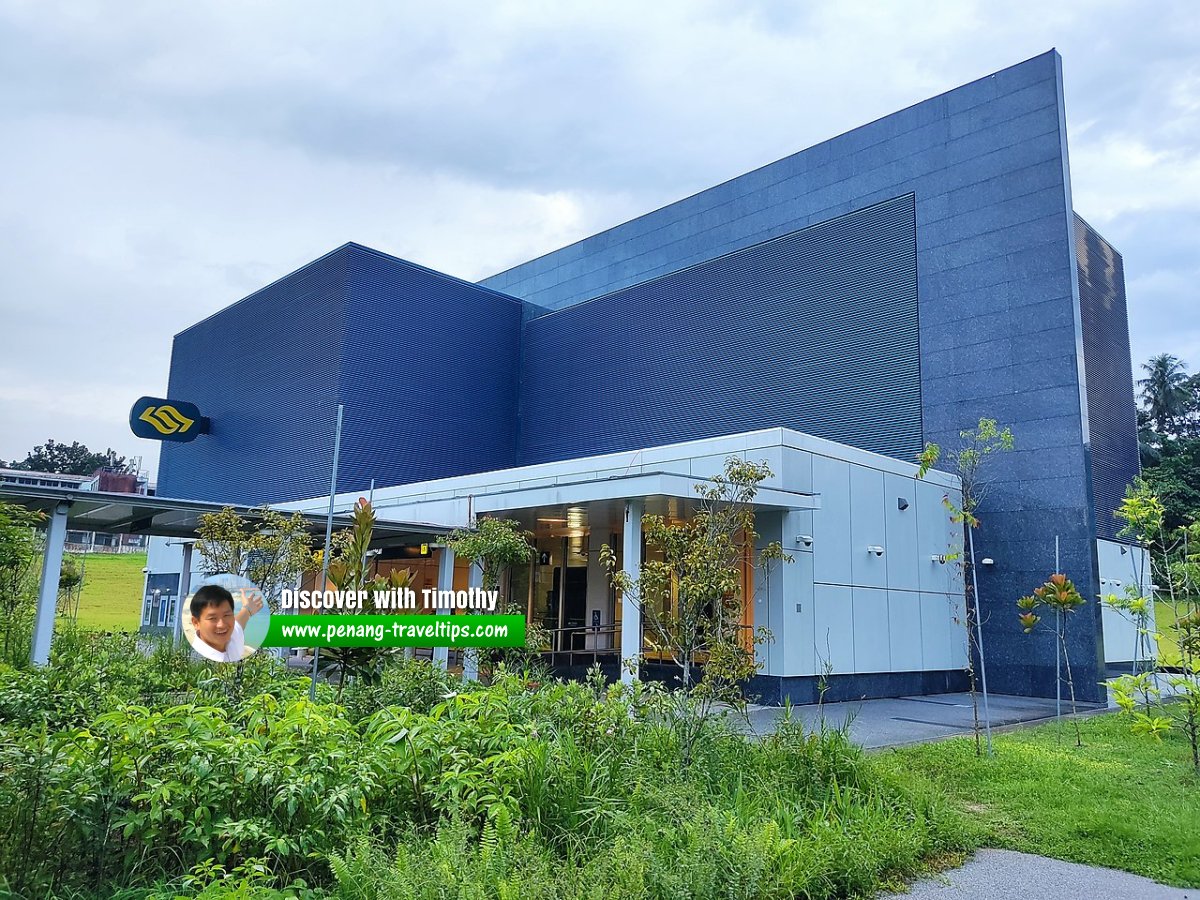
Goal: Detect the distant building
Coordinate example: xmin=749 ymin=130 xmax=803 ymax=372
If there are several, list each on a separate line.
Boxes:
xmin=1 ymin=466 xmax=151 ymax=551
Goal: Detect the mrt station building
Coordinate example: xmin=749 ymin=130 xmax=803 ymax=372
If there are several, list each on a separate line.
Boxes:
xmin=147 ymin=51 xmax=1144 ymax=704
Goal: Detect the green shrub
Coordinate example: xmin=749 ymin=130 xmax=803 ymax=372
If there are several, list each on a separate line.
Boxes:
xmin=0 ymin=631 xmax=962 ymax=898
xmin=340 ymin=656 xmax=455 ymax=721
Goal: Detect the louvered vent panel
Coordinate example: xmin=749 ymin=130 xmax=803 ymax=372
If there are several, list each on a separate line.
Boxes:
xmin=518 ymin=195 xmax=921 ymax=464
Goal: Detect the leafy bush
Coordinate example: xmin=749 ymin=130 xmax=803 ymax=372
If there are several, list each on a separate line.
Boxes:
xmin=340 ymin=656 xmax=455 ymax=721
xmin=0 ymin=631 xmax=964 ymax=898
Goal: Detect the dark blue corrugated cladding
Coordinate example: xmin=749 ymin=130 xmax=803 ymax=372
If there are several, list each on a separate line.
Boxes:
xmin=157 ymin=243 xmax=523 ymax=506
xmin=336 ymin=245 xmax=522 ymax=490
xmin=518 ymin=194 xmax=920 ymax=464
xmin=1076 ymin=215 xmax=1140 ymax=541
xmin=157 ymin=247 xmax=349 ymax=505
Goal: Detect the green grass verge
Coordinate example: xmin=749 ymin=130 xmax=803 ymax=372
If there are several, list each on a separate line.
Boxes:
xmin=872 ymin=710 xmax=1200 ymax=888
xmin=1154 ymin=599 xmax=1192 ymax=668
xmin=71 ymin=552 xmax=146 ymax=632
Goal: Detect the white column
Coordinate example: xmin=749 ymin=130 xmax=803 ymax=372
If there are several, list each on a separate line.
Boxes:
xmin=432 ymin=546 xmax=454 ymax=669
xmin=31 ymin=502 xmax=69 ymax=666
xmin=462 ymin=560 xmax=484 ymax=682
xmin=620 ymin=498 xmax=644 ymax=685
xmin=174 ymin=541 xmax=194 ymax=645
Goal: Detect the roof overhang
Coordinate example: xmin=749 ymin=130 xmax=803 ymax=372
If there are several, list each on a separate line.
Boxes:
xmin=0 ymin=485 xmax=449 ymax=543
xmin=472 ymin=470 xmax=819 ymax=514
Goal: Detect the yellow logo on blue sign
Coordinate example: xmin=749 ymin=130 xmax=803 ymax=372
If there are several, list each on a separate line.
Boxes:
xmin=138 ymin=404 xmax=195 ymax=435
xmin=130 ymin=396 xmax=208 ymax=443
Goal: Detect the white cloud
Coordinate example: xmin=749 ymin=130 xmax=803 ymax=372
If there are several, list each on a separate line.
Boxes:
xmin=1 ymin=0 xmax=1198 ymax=473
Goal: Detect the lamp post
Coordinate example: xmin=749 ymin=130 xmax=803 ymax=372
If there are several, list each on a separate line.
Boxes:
xmin=309 ymin=404 xmax=344 ymax=702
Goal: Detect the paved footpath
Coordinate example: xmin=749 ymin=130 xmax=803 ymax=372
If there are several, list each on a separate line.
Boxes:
xmin=741 ymin=692 xmax=1076 ymax=748
xmin=880 ymin=849 xmax=1193 ymax=899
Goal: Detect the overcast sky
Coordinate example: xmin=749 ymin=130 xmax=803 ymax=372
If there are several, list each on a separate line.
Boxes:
xmin=1 ymin=1 xmax=1197 ymax=477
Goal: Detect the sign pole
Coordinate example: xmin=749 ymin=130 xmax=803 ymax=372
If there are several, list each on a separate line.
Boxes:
xmin=309 ymin=404 xmax=344 ymax=702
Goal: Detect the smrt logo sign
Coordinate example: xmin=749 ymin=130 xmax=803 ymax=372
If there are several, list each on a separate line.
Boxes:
xmin=129 ymin=397 xmax=208 ymax=443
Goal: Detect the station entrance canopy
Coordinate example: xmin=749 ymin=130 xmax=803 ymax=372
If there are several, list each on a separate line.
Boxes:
xmin=0 ymin=484 xmax=448 ymax=665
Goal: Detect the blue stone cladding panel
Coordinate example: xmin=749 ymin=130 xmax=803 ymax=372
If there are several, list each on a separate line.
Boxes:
xmin=157 ymin=247 xmax=349 ymax=505
xmin=485 ymin=51 xmax=1111 ymax=701
xmin=518 ymin=195 xmax=920 ymax=463
xmin=158 ymin=244 xmax=523 ymax=506
xmin=1075 ymin=215 xmax=1140 ymax=542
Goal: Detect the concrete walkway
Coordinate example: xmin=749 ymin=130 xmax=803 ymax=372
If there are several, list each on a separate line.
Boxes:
xmin=880 ymin=849 xmax=1193 ymax=899
xmin=741 ymin=691 xmax=1085 ymax=748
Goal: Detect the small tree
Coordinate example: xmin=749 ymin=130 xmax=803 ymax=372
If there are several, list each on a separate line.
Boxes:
xmin=599 ymin=457 xmax=788 ymax=765
xmin=918 ymin=417 xmax=1014 ymax=756
xmin=1103 ymin=478 xmax=1168 ymax=709
xmin=8 ymin=439 xmax=128 ymax=475
xmin=196 ymin=506 xmax=316 ymax=609
xmin=442 ymin=517 xmax=539 ymax=677
xmin=1017 ymin=573 xmax=1087 ymax=747
xmin=0 ymin=501 xmax=45 ymax=666
xmin=1108 ymin=480 xmax=1200 ymax=773
xmin=56 ymin=554 xmax=85 ymax=621
xmin=317 ymin=498 xmax=415 ymax=700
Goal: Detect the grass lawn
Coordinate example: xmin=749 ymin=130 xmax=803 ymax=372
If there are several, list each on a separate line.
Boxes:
xmin=70 ymin=552 xmax=146 ymax=631
xmin=1154 ymin=598 xmax=1194 ymax=669
xmin=873 ymin=710 xmax=1200 ymax=888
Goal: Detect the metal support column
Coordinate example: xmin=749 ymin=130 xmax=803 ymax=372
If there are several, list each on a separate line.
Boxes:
xmin=620 ymin=498 xmax=644 ymax=685
xmin=174 ymin=541 xmax=194 ymax=646
xmin=31 ymin=501 xmax=69 ymax=666
xmin=462 ymin=560 xmax=484 ymax=682
xmin=432 ymin=547 xmax=455 ymax=669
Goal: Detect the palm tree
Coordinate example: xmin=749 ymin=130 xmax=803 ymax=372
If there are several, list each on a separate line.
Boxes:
xmin=1138 ymin=354 xmax=1190 ymax=436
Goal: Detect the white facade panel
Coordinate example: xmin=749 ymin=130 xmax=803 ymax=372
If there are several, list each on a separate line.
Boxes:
xmin=852 ymin=587 xmax=891 ymax=672
xmin=1096 ymin=538 xmax=1155 ymax=665
xmin=850 ymin=466 xmax=887 ymax=589
xmin=916 ymin=479 xmax=957 ymax=594
xmin=920 ymin=591 xmax=954 ymax=670
xmin=887 ymin=590 xmax=923 ymax=671
xmin=884 ymin=473 xmax=920 ymax=592
xmin=813 ymin=583 xmax=854 ymax=674
xmin=811 ymin=455 xmax=852 ymax=586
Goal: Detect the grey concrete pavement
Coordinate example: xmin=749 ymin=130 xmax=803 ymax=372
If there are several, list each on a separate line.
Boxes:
xmin=739 ymin=692 xmax=1084 ymax=748
xmin=880 ymin=849 xmax=1193 ymax=899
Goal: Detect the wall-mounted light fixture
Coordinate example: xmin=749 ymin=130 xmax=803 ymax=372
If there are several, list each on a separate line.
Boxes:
xmin=981 ymin=558 xmax=994 ymax=566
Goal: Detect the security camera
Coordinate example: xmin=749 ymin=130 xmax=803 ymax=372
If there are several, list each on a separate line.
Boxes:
xmin=795 ymin=534 xmax=813 ymax=547
xmin=867 ymin=545 xmax=884 ymax=557
xmin=142 ymin=567 xmax=150 ymax=574
xmin=931 ymin=555 xmax=947 ymax=564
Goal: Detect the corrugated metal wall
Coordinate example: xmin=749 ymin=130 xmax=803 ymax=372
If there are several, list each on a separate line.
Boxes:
xmin=1076 ymin=214 xmax=1140 ymax=541
xmin=158 ymin=246 xmax=349 ymax=504
xmin=517 ymin=194 xmax=921 ymax=464
xmin=158 ymin=244 xmax=522 ymax=505
xmin=337 ymin=245 xmax=522 ymax=491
